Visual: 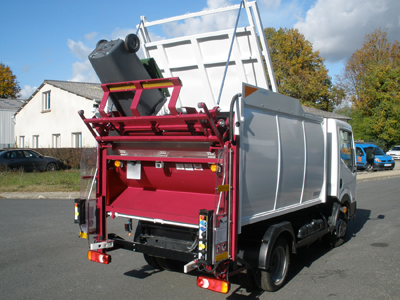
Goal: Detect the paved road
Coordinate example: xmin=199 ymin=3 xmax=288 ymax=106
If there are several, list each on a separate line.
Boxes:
xmin=1 ymin=177 xmax=399 ymax=300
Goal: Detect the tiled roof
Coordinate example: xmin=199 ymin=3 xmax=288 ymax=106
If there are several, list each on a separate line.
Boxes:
xmin=14 ymin=80 xmax=102 ymax=116
xmin=0 ymin=98 xmax=25 ymax=111
xmin=44 ymin=80 xmax=103 ymax=100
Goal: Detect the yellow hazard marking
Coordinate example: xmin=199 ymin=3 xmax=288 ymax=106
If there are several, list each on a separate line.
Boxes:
xmin=79 ymin=232 xmax=88 ymax=239
xmin=109 ymin=84 xmax=137 ymax=91
xmin=217 ymin=184 xmax=230 ymax=192
xmin=216 ymin=252 xmax=229 ymax=262
xmin=142 ymin=81 xmax=174 ymax=89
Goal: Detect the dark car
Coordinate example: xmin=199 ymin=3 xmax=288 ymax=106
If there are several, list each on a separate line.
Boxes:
xmin=0 ymin=149 xmax=62 ymax=171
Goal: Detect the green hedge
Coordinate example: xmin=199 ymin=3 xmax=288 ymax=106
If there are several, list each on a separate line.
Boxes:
xmin=31 ymin=148 xmax=95 ymax=169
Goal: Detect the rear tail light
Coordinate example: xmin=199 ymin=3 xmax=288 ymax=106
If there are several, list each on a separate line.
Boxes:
xmin=196 ymin=276 xmax=230 ymax=294
xmin=87 ymin=250 xmax=111 ymax=264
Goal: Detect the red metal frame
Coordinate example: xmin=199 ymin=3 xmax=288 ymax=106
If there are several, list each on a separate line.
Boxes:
xmin=99 ymin=77 xmax=182 ymax=117
xmin=82 ymin=77 xmax=238 ymax=265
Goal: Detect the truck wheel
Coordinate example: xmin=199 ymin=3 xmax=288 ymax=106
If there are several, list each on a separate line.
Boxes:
xmin=237 ymin=270 xmax=257 ymax=288
xmin=125 ymin=33 xmax=140 ymax=53
xmin=256 ymin=237 xmax=290 ymax=292
xmin=156 ymin=257 xmax=184 ymax=272
xmin=329 ymin=206 xmax=348 ymax=248
xmin=143 ymin=254 xmax=161 ymax=269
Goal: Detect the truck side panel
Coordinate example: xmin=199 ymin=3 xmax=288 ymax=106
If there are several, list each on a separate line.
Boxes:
xmin=238 ymin=85 xmax=326 ymax=228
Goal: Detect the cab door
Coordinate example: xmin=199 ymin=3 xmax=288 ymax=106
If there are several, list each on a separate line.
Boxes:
xmin=338 ymin=128 xmax=357 ymax=205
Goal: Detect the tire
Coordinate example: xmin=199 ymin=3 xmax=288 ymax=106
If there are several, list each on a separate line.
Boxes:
xmin=155 ymin=257 xmax=184 ymax=272
xmin=329 ymin=206 xmax=348 ymax=248
xmin=237 ymin=270 xmax=257 ymax=289
xmin=256 ymin=237 xmax=290 ymax=292
xmin=46 ymin=162 xmax=57 ymax=171
xmin=143 ymin=254 xmax=162 ymax=270
xmin=125 ymin=33 xmax=140 ymax=53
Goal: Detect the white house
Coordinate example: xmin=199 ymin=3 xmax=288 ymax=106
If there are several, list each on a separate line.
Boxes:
xmin=0 ymin=98 xmax=25 ymax=148
xmin=14 ymin=80 xmax=103 ymax=148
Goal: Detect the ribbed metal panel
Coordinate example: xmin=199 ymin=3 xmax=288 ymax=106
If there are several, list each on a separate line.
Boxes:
xmin=0 ymin=110 xmax=16 ymax=148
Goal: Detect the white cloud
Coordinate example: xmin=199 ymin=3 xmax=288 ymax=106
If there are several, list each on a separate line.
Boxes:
xmin=69 ymin=60 xmax=99 ymax=83
xmin=84 ymin=32 xmax=98 ymax=41
xmin=257 ymin=0 xmax=309 ymax=30
xmin=258 ymin=0 xmax=282 ymax=9
xmin=67 ymin=39 xmax=92 ymax=60
xmin=294 ymin=0 xmax=400 ymax=62
xmin=111 ymin=27 xmax=137 ymax=40
xmin=67 ymin=39 xmax=99 ymax=83
xmin=19 ymin=85 xmax=37 ymax=99
xmin=161 ymin=0 xmax=237 ymax=38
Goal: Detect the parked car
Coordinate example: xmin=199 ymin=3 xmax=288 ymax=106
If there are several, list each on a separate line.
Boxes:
xmin=355 ymin=143 xmax=395 ymax=171
xmin=0 ymin=149 xmax=62 ymax=171
xmin=386 ymin=145 xmax=400 ymax=160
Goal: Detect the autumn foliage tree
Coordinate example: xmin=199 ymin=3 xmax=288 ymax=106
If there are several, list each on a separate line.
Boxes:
xmin=0 ymin=63 xmax=21 ymax=99
xmin=339 ymin=28 xmax=400 ymax=148
xmin=264 ymin=27 xmax=344 ymax=111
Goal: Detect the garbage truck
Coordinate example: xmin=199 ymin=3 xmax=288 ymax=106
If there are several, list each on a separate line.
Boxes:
xmin=75 ymin=0 xmax=357 ymax=293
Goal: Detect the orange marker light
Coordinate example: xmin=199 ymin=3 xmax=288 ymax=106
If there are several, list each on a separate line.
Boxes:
xmin=210 ymin=164 xmax=218 ymax=173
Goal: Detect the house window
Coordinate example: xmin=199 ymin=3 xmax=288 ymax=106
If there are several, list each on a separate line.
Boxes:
xmin=33 ymin=135 xmax=39 ymax=148
xmin=72 ymin=132 xmax=82 ymax=148
xmin=20 ymin=136 xmax=25 ymax=148
xmin=52 ymin=134 xmax=61 ymax=148
xmin=43 ymin=91 xmax=51 ymax=112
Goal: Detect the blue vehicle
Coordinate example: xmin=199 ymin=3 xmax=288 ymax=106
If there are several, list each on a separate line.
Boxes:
xmin=355 ymin=143 xmax=395 ymax=171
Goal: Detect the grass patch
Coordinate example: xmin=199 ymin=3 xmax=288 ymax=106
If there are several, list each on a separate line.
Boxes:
xmin=0 ymin=169 xmax=80 ymax=193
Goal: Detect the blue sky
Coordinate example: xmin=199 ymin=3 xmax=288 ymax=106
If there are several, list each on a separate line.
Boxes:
xmin=1 ymin=0 xmax=399 ymax=99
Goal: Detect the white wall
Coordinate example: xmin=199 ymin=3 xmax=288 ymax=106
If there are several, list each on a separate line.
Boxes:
xmin=14 ymin=83 xmax=96 ymax=148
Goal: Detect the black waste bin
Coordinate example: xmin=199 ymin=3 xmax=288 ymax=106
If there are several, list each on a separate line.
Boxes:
xmin=89 ymin=35 xmax=166 ymax=116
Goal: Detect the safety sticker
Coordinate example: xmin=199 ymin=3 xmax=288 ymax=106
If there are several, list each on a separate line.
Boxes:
xmin=184 ymin=164 xmax=194 ymax=171
xmin=176 ymin=163 xmax=185 ymax=170
xmin=193 ymin=164 xmax=203 ymax=171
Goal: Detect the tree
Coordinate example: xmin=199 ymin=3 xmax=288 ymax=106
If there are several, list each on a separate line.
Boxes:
xmin=0 ymin=63 xmax=21 ymax=99
xmin=264 ymin=27 xmax=343 ymax=111
xmin=339 ymin=28 xmax=400 ymax=148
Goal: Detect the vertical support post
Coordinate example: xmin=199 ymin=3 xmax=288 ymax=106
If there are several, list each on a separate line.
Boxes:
xmin=96 ymin=145 xmax=108 ymax=246
xmin=167 ymin=78 xmax=183 ymax=115
xmin=99 ymin=85 xmax=111 ymax=118
xmin=230 ymin=144 xmax=239 ymax=261
xmin=130 ymin=83 xmax=143 ymax=117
